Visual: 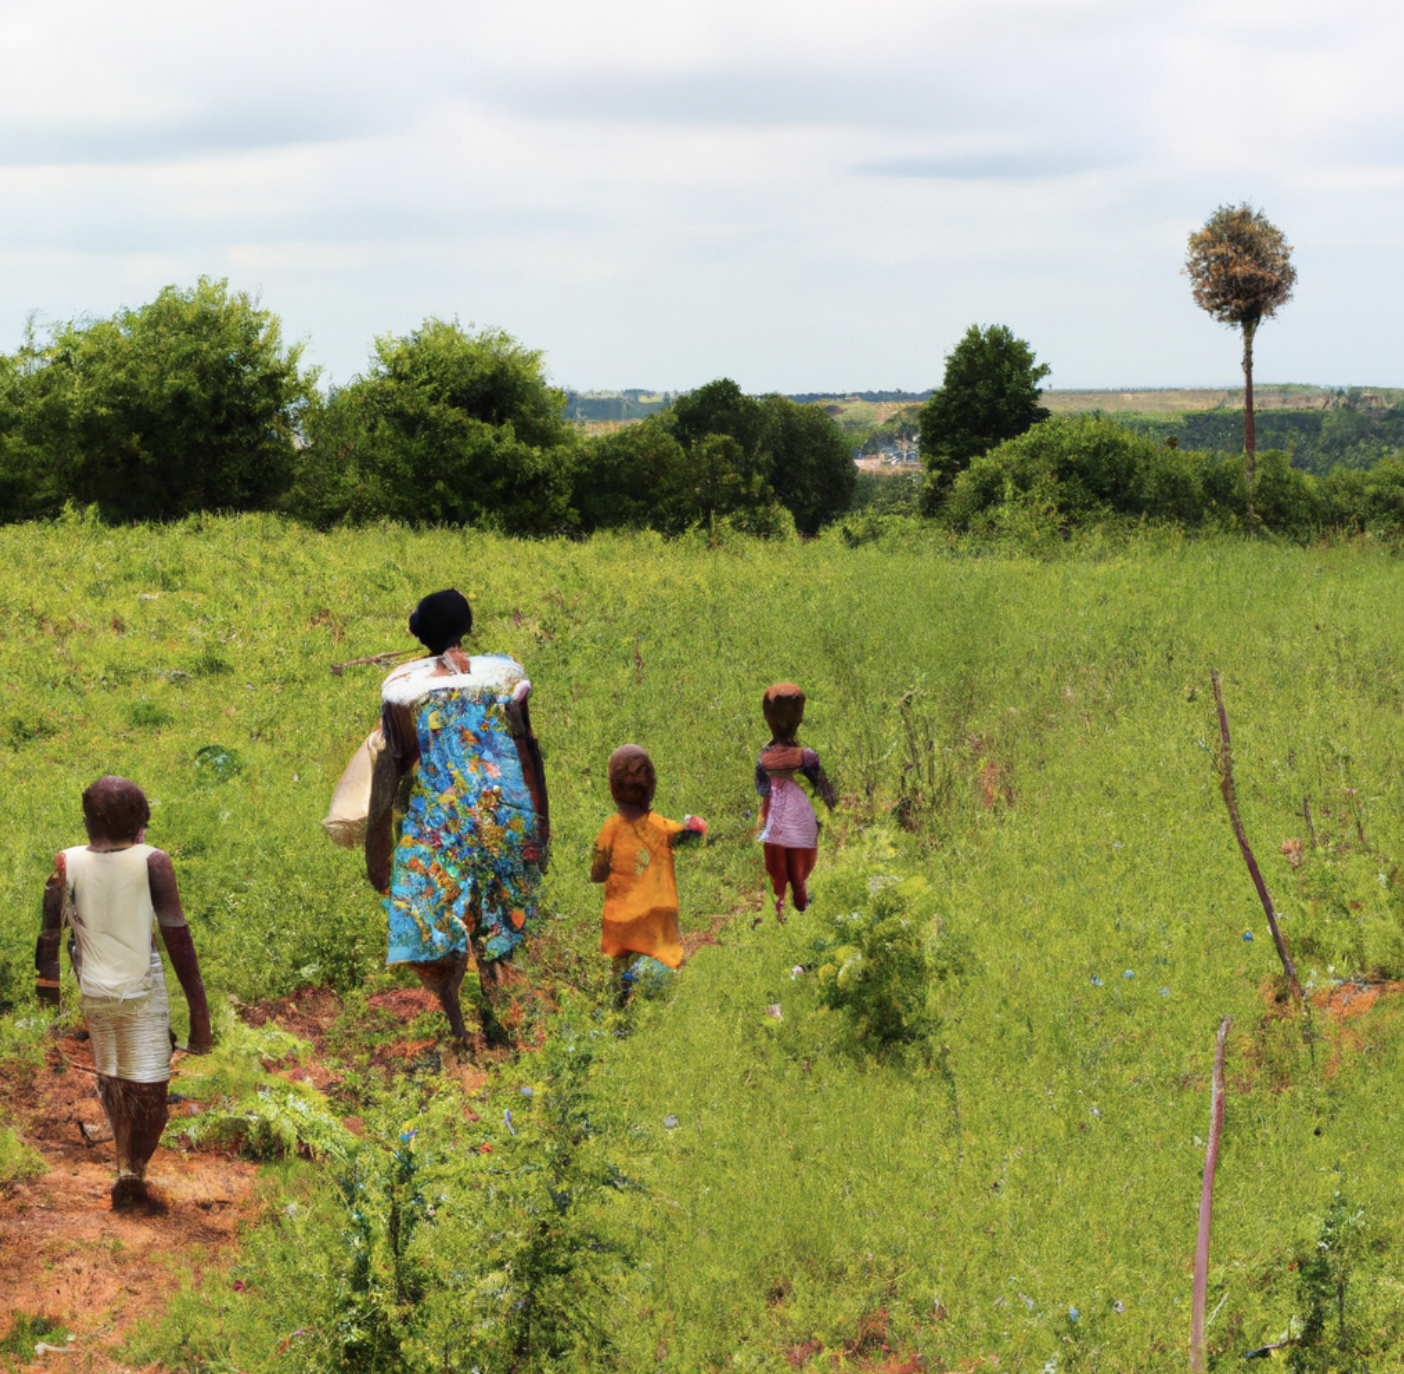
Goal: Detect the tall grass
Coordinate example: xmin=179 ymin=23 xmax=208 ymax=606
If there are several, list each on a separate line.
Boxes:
xmin=3 ymin=515 xmax=1404 ymax=1367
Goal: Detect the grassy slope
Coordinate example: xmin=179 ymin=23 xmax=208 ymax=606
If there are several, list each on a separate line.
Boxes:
xmin=3 ymin=517 xmax=1404 ymax=1368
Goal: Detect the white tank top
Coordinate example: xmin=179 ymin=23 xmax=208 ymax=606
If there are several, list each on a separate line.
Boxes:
xmin=62 ymin=844 xmax=158 ymax=1001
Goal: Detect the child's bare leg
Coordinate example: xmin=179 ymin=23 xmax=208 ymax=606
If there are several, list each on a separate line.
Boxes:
xmin=413 ymin=952 xmax=470 ymax=1041
xmin=788 ymin=848 xmax=819 ymax=913
xmin=611 ymin=953 xmax=634 ymax=1006
xmin=98 ymin=1076 xmax=168 ymax=1208
xmin=761 ymin=843 xmax=790 ymax=925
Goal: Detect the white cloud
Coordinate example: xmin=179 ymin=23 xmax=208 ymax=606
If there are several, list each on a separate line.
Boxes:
xmin=0 ymin=0 xmax=1400 ymax=388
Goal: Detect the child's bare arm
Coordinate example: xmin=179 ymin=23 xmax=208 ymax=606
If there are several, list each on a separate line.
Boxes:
xmin=803 ymin=751 xmax=838 ymax=810
xmin=590 ymin=841 xmax=612 ymax=884
xmin=149 ymin=850 xmax=213 ymax=1054
xmin=671 ymin=816 xmax=707 ymax=847
xmin=35 ymin=859 xmax=64 ymax=1007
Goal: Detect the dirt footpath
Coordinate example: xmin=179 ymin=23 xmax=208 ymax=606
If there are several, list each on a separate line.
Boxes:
xmin=0 ymin=1033 xmax=262 ymax=1371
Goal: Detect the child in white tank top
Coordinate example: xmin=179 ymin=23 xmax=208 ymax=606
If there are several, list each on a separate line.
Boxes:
xmin=36 ymin=777 xmax=212 ymax=1210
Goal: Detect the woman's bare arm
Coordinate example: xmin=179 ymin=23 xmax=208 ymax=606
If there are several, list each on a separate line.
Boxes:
xmin=507 ymin=691 xmax=550 ymax=871
xmin=365 ymin=741 xmax=403 ymax=894
xmin=148 ymin=850 xmax=213 ymax=1053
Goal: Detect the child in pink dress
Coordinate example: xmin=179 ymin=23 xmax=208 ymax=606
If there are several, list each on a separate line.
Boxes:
xmin=754 ymin=683 xmax=837 ymax=926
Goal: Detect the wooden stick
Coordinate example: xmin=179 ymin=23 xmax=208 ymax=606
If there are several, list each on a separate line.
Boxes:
xmin=330 ymin=648 xmax=420 ymax=676
xmin=1210 ymin=671 xmax=1303 ymax=1001
xmin=1191 ymin=1015 xmax=1232 ymax=1374
xmin=1303 ymin=796 xmax=1318 ymax=849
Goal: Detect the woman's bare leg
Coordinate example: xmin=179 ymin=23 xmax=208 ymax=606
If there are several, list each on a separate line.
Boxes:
xmin=413 ymin=952 xmax=470 ymax=1041
xmin=469 ymin=934 xmax=514 ymax=1046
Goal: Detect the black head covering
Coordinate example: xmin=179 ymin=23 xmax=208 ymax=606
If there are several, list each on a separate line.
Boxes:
xmin=409 ymin=589 xmax=473 ymax=655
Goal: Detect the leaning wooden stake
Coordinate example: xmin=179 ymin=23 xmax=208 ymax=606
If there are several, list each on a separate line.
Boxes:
xmin=1190 ymin=1015 xmax=1232 ymax=1374
xmin=1210 ymin=671 xmax=1303 ymax=1001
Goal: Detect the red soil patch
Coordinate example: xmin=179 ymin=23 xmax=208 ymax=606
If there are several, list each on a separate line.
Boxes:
xmin=1313 ymin=980 xmax=1402 ymax=1021
xmin=238 ymin=984 xmax=344 ymax=1054
xmin=366 ymin=986 xmax=440 ymax=1020
xmin=682 ymin=914 xmax=731 ymax=957
xmin=0 ymin=1035 xmax=261 ymax=1370
xmin=784 ymin=1309 xmax=928 ymax=1371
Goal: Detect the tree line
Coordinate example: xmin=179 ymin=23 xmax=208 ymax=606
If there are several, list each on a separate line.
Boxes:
xmin=5 ymin=207 xmax=1404 ymax=543
xmin=0 ymin=279 xmax=855 ymax=537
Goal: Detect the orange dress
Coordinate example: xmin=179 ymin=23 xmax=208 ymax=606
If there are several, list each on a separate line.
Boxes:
xmin=593 ymin=811 xmax=687 ymax=970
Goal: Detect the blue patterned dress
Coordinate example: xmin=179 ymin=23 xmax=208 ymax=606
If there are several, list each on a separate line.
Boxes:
xmin=382 ymin=655 xmax=543 ymax=965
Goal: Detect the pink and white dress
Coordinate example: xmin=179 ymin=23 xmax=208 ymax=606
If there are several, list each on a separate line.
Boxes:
xmin=755 ymin=748 xmax=824 ymax=849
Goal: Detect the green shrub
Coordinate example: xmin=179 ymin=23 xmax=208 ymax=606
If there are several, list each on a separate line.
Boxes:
xmin=138 ymin=1005 xmax=631 ymax=1374
xmin=126 ymin=700 xmax=174 ymax=729
xmin=937 ymin=413 xmax=1345 ymax=537
xmin=809 ymin=871 xmax=945 ymax=1053
xmin=0 ymin=279 xmax=316 ymax=523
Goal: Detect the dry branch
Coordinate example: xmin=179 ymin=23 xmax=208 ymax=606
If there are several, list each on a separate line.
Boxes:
xmin=330 ymin=648 xmax=420 ymax=676
xmin=1210 ymin=670 xmax=1303 ymax=1001
xmin=1190 ymin=1014 xmax=1232 ymax=1374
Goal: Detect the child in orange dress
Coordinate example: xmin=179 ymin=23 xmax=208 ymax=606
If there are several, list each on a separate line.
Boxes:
xmin=591 ymin=745 xmax=706 ymax=998
xmin=755 ymin=682 xmax=837 ymax=926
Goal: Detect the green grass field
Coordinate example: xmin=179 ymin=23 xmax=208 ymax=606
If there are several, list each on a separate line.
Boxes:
xmin=3 ymin=516 xmax=1404 ymax=1370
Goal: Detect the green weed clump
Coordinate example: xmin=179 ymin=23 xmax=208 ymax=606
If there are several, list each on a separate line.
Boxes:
xmin=809 ymin=871 xmax=945 ymax=1053
xmin=0 ymin=1122 xmax=45 ymax=1190
xmin=0 ymin=1314 xmax=68 ymax=1363
xmin=1288 ymin=1193 xmax=1369 ymax=1372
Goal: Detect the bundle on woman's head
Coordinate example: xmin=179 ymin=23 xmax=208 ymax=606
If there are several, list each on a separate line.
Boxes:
xmin=762 ymin=682 xmax=806 ymax=737
xmin=410 ymin=589 xmax=474 ymax=655
xmin=82 ymin=775 xmax=151 ymax=841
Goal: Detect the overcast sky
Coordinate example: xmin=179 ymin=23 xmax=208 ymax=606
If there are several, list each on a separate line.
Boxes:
xmin=1 ymin=0 xmax=1400 ymax=392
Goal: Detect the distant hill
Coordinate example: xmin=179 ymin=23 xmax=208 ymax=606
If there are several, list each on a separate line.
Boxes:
xmin=1043 ymin=385 xmax=1404 ymax=413
xmin=784 ymin=389 xmax=934 ymax=404
xmin=1045 ymin=387 xmax=1404 ymax=474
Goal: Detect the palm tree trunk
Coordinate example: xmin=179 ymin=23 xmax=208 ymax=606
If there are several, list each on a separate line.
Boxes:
xmin=1241 ymin=321 xmax=1258 ymax=531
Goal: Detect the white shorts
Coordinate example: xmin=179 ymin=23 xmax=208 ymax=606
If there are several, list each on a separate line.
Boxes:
xmin=83 ymin=955 xmax=171 ymax=1084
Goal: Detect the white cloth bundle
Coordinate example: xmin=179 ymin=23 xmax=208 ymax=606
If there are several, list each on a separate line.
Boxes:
xmin=322 ymin=727 xmax=386 ymax=848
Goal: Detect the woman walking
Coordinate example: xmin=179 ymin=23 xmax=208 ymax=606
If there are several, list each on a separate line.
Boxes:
xmin=366 ymin=590 xmax=549 ymax=1045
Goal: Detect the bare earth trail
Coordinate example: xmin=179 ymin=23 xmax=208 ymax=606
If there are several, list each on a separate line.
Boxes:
xmin=0 ymin=1031 xmax=262 ymax=1372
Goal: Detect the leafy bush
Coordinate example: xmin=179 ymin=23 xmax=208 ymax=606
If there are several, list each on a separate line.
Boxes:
xmin=809 ymin=871 xmax=948 ymax=1053
xmin=288 ymin=321 xmax=578 ymax=536
xmin=918 ymin=323 xmax=1050 ymax=497
xmin=0 ymin=279 xmax=316 ymax=522
xmin=0 ymin=1314 xmax=67 ymax=1359
xmin=579 ymin=379 xmax=851 ymax=536
xmin=139 ymin=1005 xmax=632 ymax=1374
xmin=170 ymin=1006 xmax=357 ymax=1162
xmin=937 ymin=413 xmax=1345 ymax=536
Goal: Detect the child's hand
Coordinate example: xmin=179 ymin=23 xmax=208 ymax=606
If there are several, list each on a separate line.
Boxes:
xmin=683 ymin=815 xmax=708 ymax=837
